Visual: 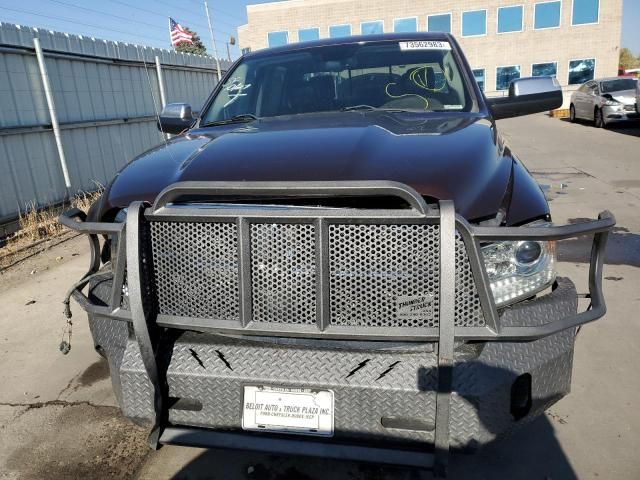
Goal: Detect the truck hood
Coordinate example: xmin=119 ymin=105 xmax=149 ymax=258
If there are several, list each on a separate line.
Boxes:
xmin=103 ymin=112 xmax=540 ymax=222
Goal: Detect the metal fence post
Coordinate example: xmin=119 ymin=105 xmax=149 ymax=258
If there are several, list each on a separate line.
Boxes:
xmin=33 ymin=37 xmax=72 ymax=190
xmin=155 ymin=56 xmax=167 ymax=109
xmin=154 ymin=56 xmax=171 ymax=140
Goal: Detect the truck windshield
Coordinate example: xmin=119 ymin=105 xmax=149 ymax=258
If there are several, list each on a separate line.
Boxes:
xmin=201 ymin=40 xmax=475 ymax=125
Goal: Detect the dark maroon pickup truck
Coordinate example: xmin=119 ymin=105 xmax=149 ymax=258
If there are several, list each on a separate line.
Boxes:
xmin=60 ymin=33 xmax=614 ymax=475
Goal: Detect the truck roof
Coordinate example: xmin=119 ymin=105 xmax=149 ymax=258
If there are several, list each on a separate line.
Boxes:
xmin=244 ymin=32 xmax=454 ymax=59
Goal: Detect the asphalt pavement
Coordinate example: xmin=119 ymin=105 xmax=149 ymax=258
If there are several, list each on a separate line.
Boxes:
xmin=0 ymin=114 xmax=639 ymax=480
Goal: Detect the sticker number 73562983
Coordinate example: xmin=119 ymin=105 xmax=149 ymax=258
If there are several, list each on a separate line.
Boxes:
xmin=399 ymin=41 xmax=452 ymax=51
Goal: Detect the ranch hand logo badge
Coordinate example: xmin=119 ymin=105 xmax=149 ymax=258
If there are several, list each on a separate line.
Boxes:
xmin=396 ymin=294 xmax=435 ymax=320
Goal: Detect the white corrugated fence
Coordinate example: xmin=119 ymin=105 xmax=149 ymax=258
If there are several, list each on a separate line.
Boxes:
xmin=0 ymin=22 xmax=231 ymax=224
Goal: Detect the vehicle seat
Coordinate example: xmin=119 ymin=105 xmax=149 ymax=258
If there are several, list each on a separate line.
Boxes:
xmin=308 ymin=75 xmax=336 ymax=112
xmin=285 ymin=85 xmax=316 ymax=114
xmin=283 ymin=75 xmax=335 ymax=114
xmin=383 ymin=67 xmax=452 ymax=110
xmin=349 ymin=73 xmax=400 ymax=107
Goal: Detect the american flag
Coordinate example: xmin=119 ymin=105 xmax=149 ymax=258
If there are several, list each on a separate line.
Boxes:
xmin=170 ymin=18 xmax=193 ymax=47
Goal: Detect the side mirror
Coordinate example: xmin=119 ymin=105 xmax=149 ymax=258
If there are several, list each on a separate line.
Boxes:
xmin=487 ymin=77 xmax=563 ymax=120
xmin=158 ymin=103 xmax=195 ymax=134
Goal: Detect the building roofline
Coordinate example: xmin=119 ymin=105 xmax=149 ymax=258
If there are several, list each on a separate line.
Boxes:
xmin=247 ymin=0 xmax=353 ymax=11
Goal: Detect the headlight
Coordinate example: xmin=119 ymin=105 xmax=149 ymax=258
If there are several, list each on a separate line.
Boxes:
xmin=603 ymin=99 xmax=620 ymax=106
xmin=481 ymin=222 xmax=556 ymax=307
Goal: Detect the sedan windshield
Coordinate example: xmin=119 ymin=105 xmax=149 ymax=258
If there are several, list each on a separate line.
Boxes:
xmin=201 ymin=40 xmax=475 ymax=125
xmin=600 ymin=78 xmax=637 ymax=93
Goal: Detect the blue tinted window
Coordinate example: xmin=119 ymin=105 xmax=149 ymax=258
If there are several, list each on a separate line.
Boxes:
xmin=472 ymin=68 xmax=485 ymax=92
xmin=462 ymin=10 xmax=486 ymax=36
xmin=572 ymin=0 xmax=599 ymax=25
xmin=568 ymin=58 xmax=595 ymax=84
xmin=267 ymin=31 xmax=288 ymax=48
xmin=535 ymin=1 xmax=561 ymax=29
xmin=532 ymin=62 xmax=557 ymax=77
xmin=498 ymin=6 xmax=523 ymax=33
xmin=428 ymin=14 xmax=451 ymax=33
xmin=329 ymin=24 xmax=351 ymax=38
xmin=496 ymin=66 xmax=521 ymax=90
xmin=298 ymin=28 xmax=320 ymax=42
xmin=361 ymin=21 xmax=383 ymax=35
xmin=394 ymin=17 xmax=417 ymax=33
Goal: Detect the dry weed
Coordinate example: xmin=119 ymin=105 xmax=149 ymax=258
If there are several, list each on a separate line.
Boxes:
xmin=1 ymin=188 xmax=103 ymax=264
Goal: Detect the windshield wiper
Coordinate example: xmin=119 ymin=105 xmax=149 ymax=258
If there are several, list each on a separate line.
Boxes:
xmin=340 ymin=105 xmax=414 ymax=113
xmin=202 ymin=114 xmax=259 ymax=127
xmin=340 ymin=104 xmax=378 ymax=112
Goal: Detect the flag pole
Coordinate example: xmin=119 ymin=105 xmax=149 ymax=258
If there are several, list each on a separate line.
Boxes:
xmin=204 ymin=0 xmax=222 ymax=81
xmin=169 ymin=18 xmax=175 ymax=52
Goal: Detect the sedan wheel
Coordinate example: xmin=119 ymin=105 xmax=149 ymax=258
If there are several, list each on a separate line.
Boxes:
xmin=569 ymin=104 xmax=576 ymax=122
xmin=594 ymin=108 xmax=605 ymax=128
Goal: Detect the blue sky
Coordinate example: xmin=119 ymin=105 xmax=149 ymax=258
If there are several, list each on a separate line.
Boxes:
xmin=0 ymin=0 xmax=276 ymax=59
xmin=0 ymin=0 xmax=638 ymax=59
xmin=623 ymin=0 xmax=640 ymax=54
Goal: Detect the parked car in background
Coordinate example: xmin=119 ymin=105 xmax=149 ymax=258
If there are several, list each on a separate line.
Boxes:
xmin=570 ymin=77 xmax=639 ymax=127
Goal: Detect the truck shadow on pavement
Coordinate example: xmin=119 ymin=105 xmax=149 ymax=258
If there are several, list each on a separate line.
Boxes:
xmin=167 ymin=363 xmax=577 ymax=480
xmin=558 ymin=221 xmax=640 ymax=268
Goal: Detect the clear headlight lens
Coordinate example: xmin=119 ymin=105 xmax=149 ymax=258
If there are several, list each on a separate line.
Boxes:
xmin=603 ymin=99 xmax=620 ymax=106
xmin=481 ymin=223 xmax=556 ymax=307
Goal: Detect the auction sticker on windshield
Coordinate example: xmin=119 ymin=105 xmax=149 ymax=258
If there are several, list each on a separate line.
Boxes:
xmin=399 ymin=41 xmax=451 ymax=51
xmin=242 ymin=386 xmax=334 ymax=436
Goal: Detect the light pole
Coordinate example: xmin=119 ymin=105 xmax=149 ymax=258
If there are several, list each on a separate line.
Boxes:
xmin=227 ymin=35 xmax=236 ymax=62
xmin=204 ymin=0 xmax=222 ymax=81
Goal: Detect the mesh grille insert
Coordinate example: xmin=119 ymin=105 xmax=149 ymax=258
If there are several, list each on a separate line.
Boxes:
xmin=150 ymin=222 xmax=239 ymax=320
xmin=454 ymin=233 xmax=485 ymax=327
xmin=250 ymin=223 xmax=317 ymax=324
xmin=144 ymin=219 xmax=485 ymax=329
xmin=329 ymin=224 xmax=441 ymax=328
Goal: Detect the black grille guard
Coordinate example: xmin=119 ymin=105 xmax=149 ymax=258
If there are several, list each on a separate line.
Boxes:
xmin=60 ymin=180 xmax=615 ymax=343
xmin=59 ymin=180 xmax=615 ymax=471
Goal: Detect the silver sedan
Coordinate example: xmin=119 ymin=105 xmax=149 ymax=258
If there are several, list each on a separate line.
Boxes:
xmin=569 ymin=77 xmax=638 ymax=128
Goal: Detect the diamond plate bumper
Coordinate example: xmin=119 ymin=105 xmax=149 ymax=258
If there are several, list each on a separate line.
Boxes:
xmin=88 ymin=276 xmax=577 ymax=449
